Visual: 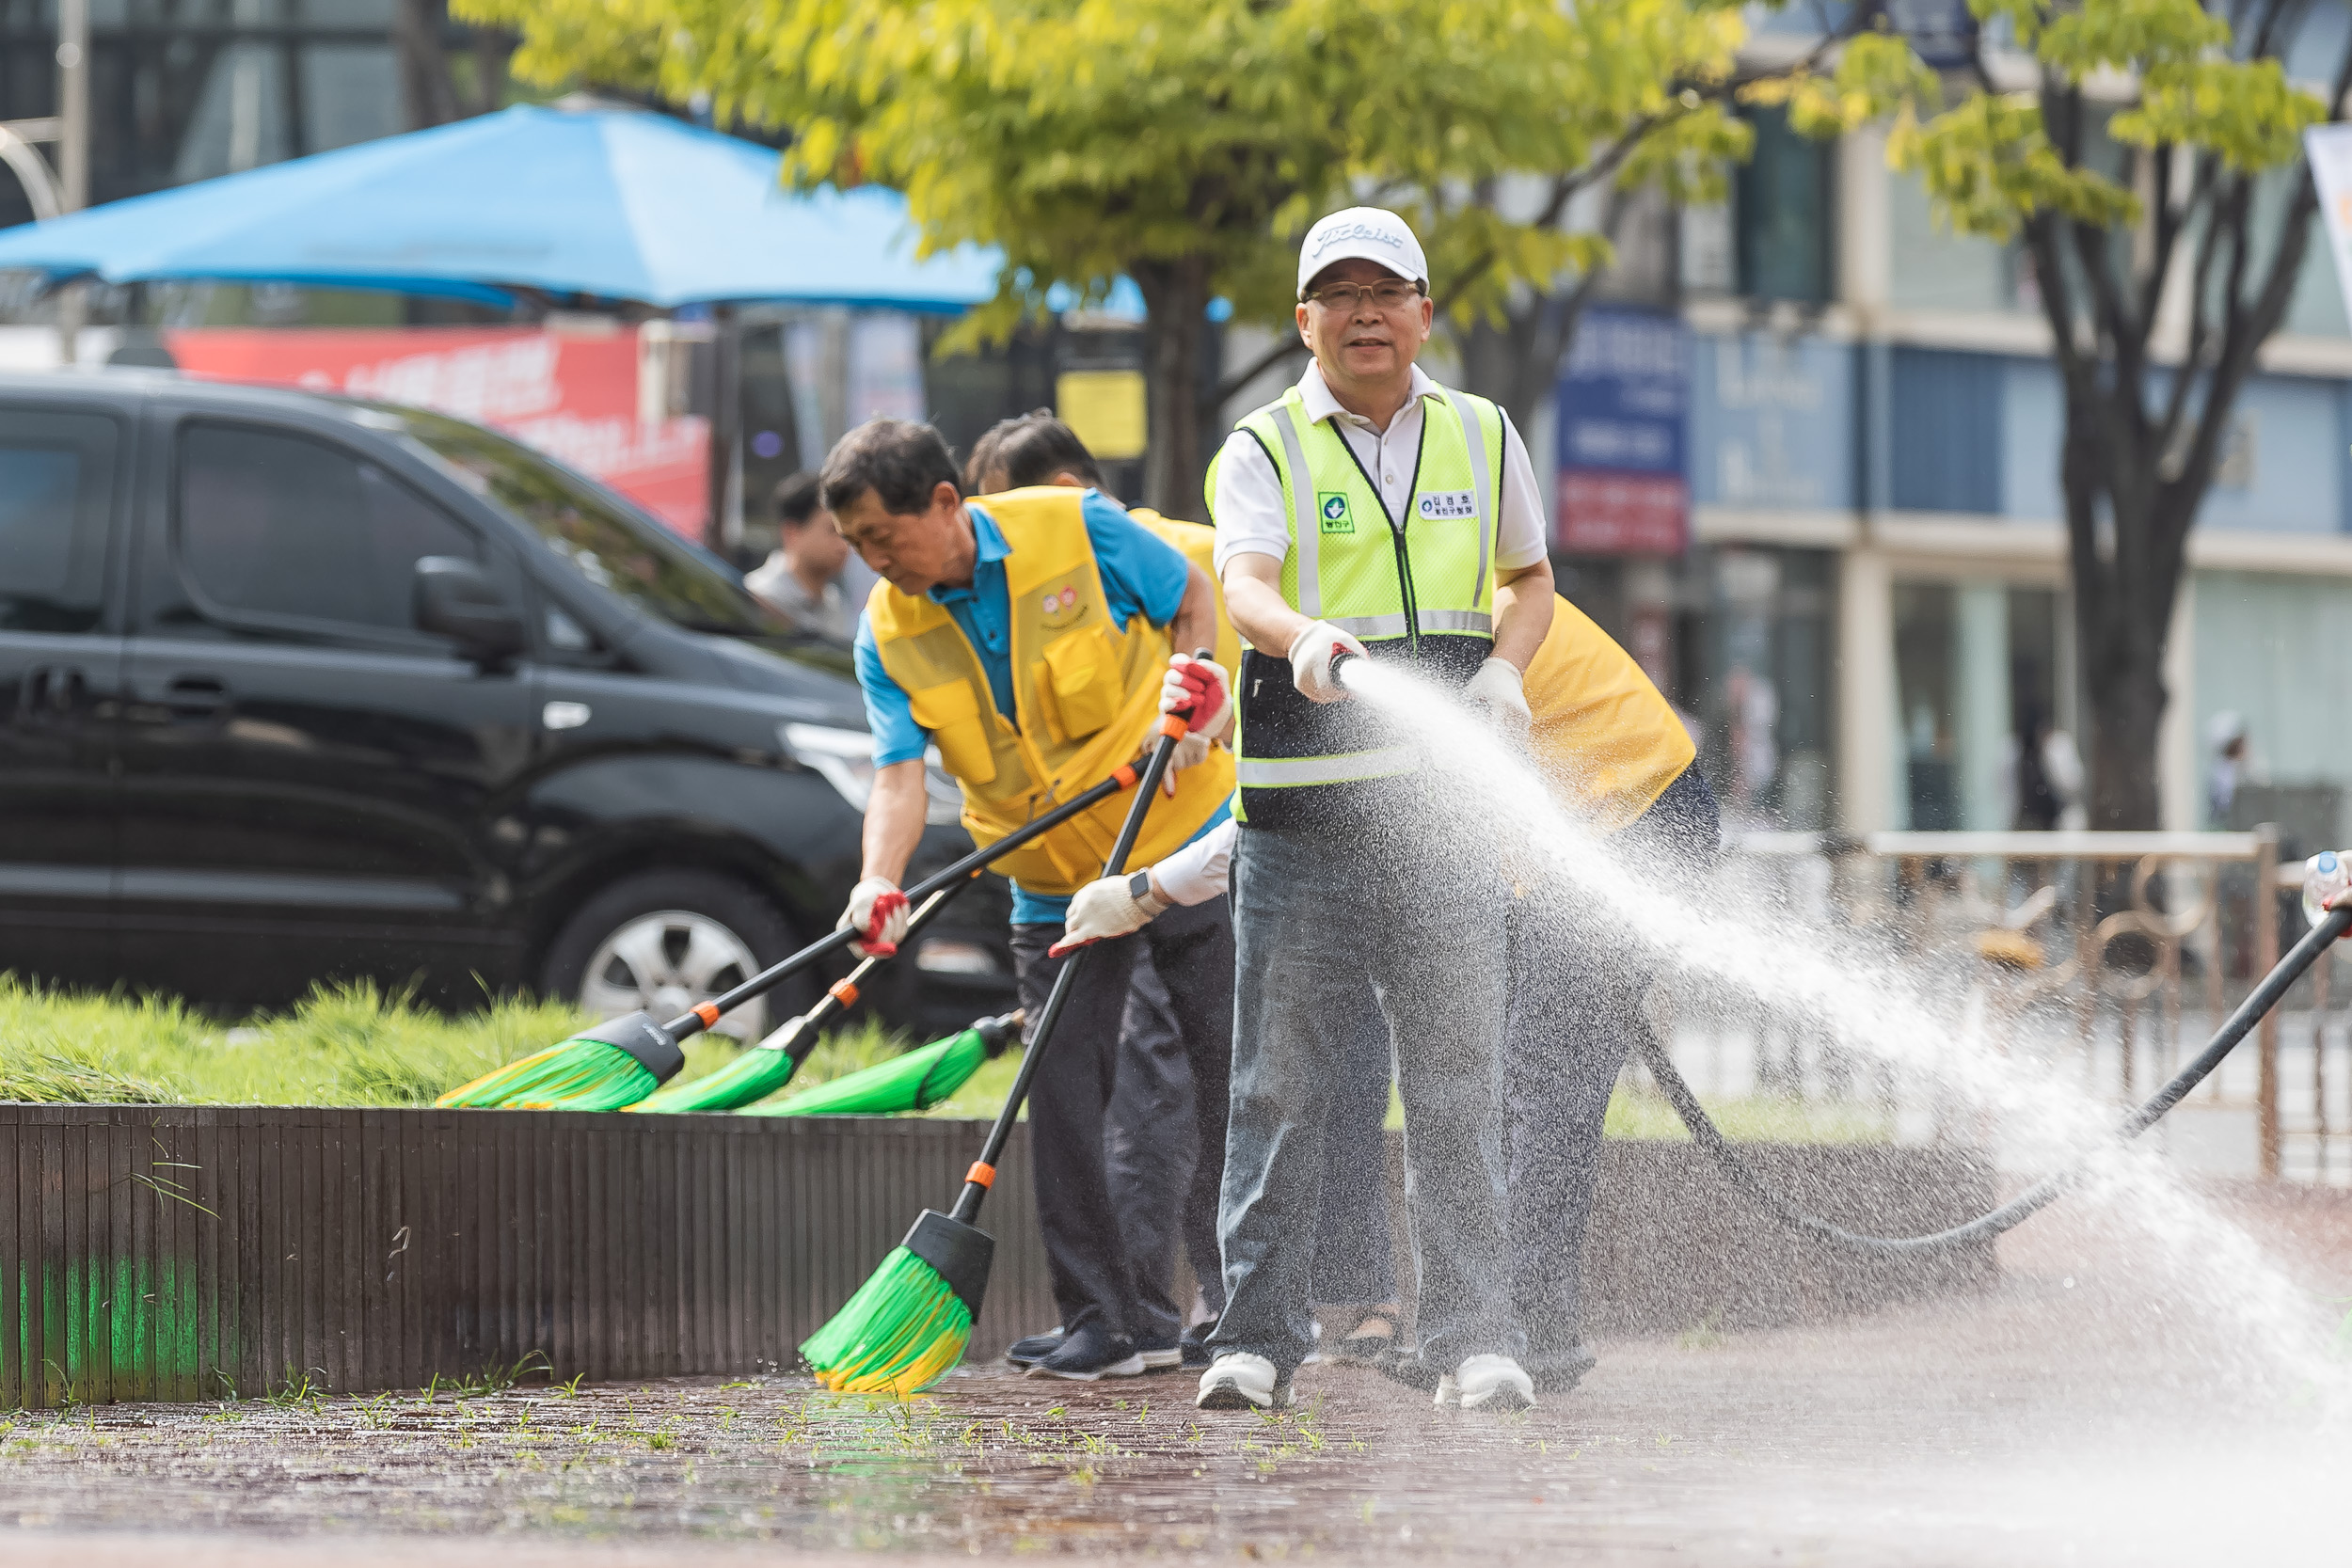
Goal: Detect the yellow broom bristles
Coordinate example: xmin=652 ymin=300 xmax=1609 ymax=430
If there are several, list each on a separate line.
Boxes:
xmin=800 ymin=1245 xmax=972 ymax=1395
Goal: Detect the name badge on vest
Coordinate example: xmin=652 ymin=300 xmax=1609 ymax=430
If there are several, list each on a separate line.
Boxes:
xmin=1416 ymin=489 xmax=1477 ymax=521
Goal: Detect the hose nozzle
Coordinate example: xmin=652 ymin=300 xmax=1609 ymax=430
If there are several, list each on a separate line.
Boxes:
xmin=1329 ymin=648 xmax=1360 ymax=687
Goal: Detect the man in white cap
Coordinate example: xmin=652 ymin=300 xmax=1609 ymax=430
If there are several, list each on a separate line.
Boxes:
xmin=1191 ymin=207 xmax=1555 ymax=1415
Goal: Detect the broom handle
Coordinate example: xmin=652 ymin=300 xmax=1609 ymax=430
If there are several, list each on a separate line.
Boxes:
xmin=661 ymin=768 xmax=1138 ymax=1040
xmin=761 ymin=881 xmax=967 ymax=1068
xmin=948 ymin=654 xmax=1209 ymax=1224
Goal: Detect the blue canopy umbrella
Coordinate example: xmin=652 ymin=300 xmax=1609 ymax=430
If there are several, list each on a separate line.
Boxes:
xmin=0 ymin=103 xmax=1000 ymax=311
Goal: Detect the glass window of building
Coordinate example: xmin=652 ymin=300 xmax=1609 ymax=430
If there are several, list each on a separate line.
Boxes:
xmin=1734 ymin=108 xmax=1833 ymax=306
xmin=1892 ymin=581 xmax=2074 ymax=832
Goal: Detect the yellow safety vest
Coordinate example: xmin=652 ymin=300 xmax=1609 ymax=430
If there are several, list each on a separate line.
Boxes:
xmin=865 ymin=487 xmax=1234 ymax=895
xmin=1526 ymin=594 xmax=1695 ymax=832
xmin=1211 ymin=379 xmax=1503 ymax=827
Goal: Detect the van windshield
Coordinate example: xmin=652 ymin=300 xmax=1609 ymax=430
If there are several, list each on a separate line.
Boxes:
xmin=377 ymin=404 xmax=810 ymax=643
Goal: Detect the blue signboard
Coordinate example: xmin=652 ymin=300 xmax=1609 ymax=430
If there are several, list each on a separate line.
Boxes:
xmin=1555 ymin=306 xmax=1690 ymax=555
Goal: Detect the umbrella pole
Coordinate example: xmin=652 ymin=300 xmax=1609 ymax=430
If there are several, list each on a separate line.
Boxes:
xmin=707 ymin=301 xmax=741 ymax=555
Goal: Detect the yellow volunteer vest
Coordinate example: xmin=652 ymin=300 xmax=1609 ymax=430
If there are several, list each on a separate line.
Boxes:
xmin=1129 ymin=508 xmax=1244 ymax=674
xmin=1213 ymin=380 xmax=1503 ymax=826
xmin=865 ymin=488 xmax=1234 ymax=895
xmin=1526 ymin=594 xmax=1695 ymax=832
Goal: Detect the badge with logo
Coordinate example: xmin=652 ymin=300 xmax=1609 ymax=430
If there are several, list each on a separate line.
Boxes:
xmin=1317 ymin=492 xmax=1354 ymax=534
xmin=1039 ymin=582 xmax=1087 ymax=627
xmin=1416 ymin=489 xmax=1477 ymax=521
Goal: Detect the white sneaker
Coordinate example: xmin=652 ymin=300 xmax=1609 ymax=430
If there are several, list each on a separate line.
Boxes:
xmin=1195 ymin=1352 xmax=1293 ymax=1410
xmin=1435 ymin=1354 xmax=1536 ymax=1412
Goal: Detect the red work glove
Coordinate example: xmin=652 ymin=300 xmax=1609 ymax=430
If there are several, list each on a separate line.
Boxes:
xmin=836 ymin=877 xmax=910 ymax=958
xmin=1153 ymin=653 xmax=1232 ymax=796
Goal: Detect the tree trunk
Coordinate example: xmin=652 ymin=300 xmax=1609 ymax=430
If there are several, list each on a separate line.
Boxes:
xmin=395 ymin=0 xmax=462 ymax=130
xmin=2060 ymin=423 xmax=2174 ymax=832
xmin=1454 ymin=296 xmax=1578 ymax=425
xmin=1134 ymin=255 xmax=1214 ymax=521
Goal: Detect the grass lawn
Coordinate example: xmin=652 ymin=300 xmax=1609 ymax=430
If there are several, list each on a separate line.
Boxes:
xmin=0 ymin=978 xmax=1893 ymax=1143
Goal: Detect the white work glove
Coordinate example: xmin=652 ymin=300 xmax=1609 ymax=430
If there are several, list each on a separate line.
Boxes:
xmin=1462 ymin=657 xmax=1532 ymax=744
xmin=1048 ymin=871 xmax=1169 ymax=957
xmin=1287 ymin=619 xmax=1368 ymax=705
xmin=1154 ymin=652 xmax=1232 ymax=795
xmin=836 ymin=876 xmax=910 ymax=958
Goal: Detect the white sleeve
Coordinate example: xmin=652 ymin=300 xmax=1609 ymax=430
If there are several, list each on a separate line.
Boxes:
xmin=1495 ymin=413 xmax=1549 ymax=571
xmin=1152 ymin=815 xmax=1236 ymax=907
xmin=1211 ymin=429 xmax=1293 ymax=578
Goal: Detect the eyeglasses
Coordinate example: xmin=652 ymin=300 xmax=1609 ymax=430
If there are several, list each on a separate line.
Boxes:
xmin=1305 ymin=279 xmax=1422 ymax=312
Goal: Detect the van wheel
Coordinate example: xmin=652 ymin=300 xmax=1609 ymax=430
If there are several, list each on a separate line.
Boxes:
xmin=539 ymin=870 xmax=811 ymax=1044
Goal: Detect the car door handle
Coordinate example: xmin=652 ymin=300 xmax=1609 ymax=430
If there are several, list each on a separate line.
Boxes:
xmin=135 ymin=673 xmax=230 ymax=723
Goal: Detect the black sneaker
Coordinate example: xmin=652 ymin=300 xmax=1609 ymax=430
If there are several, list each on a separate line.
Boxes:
xmin=1135 ymin=1333 xmax=1184 ymax=1372
xmin=1005 ymin=1326 xmax=1065 ymax=1367
xmin=1178 ymin=1323 xmax=1216 ymax=1370
xmin=1026 ymin=1323 xmax=1146 ymax=1382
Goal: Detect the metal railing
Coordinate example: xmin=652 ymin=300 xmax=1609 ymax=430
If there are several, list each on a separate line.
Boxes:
xmin=1654 ymin=827 xmax=2344 ymax=1181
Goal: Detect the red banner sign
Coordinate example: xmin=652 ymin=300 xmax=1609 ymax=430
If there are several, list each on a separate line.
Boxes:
xmin=162 ymin=326 xmax=710 ymax=538
xmin=1554 ymin=471 xmax=1691 ymax=557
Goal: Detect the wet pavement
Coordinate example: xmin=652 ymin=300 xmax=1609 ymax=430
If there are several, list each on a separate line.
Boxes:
xmin=5 ymin=1183 xmax=2349 ymax=1567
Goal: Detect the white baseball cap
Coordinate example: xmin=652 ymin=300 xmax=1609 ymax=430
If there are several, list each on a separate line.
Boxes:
xmin=1296 ymin=207 xmax=1429 ymax=300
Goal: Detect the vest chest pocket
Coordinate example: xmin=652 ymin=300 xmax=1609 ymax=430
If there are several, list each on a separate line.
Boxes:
xmin=1035 ymin=624 xmax=1121 ymax=743
xmin=906 ymin=676 xmax=997 ymax=785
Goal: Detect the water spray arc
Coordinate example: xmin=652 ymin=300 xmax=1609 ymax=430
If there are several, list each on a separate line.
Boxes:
xmin=1331 ymin=655 xmax=2349 ymax=1261
xmin=1637 ymin=903 xmax=2351 ymax=1254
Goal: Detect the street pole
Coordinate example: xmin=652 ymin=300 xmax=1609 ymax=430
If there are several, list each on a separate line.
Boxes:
xmin=56 ymin=0 xmax=89 ymax=365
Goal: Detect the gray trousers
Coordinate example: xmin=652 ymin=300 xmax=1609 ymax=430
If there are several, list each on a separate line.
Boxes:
xmin=1212 ymin=816 xmax=1517 ymax=1373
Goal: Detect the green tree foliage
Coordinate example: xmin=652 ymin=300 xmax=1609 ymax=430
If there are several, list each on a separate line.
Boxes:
xmin=1756 ymin=0 xmax=2341 ymax=829
xmin=455 ymin=0 xmax=1754 ymax=514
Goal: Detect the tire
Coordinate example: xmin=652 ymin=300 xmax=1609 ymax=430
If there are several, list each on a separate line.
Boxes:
xmin=538 ymin=869 xmax=812 ymax=1044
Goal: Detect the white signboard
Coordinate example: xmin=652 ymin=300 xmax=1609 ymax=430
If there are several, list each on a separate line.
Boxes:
xmin=2303 ymin=125 xmax=2352 ymax=325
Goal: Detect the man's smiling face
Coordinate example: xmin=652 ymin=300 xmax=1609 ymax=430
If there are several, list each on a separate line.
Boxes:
xmin=1295 ymin=257 xmax=1434 ymax=398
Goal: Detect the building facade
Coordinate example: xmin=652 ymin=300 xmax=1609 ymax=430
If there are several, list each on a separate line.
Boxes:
xmin=1539 ymin=87 xmax=2352 ymax=849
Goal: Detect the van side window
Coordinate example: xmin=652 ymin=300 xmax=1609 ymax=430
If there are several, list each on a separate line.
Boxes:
xmin=177 ymin=423 xmax=479 ymax=634
xmin=0 ymin=408 xmax=117 ymax=634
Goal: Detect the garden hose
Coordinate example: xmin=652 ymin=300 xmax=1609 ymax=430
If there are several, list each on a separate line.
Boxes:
xmin=1634 ymin=900 xmax=2352 ymax=1256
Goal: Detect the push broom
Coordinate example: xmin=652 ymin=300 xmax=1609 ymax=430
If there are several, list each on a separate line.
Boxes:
xmin=626 ymin=881 xmax=977 ymax=1114
xmin=798 ymin=662 xmax=1207 ymax=1395
xmin=739 ymin=1009 xmax=1023 ymax=1118
xmin=436 ymin=760 xmax=1162 ymax=1113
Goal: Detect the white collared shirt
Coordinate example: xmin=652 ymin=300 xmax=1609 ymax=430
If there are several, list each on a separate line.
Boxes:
xmin=1210 ymin=361 xmax=1550 ymax=579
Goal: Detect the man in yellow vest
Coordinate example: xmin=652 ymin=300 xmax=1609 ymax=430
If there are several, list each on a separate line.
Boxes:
xmin=1196 ymin=207 xmax=1557 ymax=1414
xmin=964 ymin=409 xmax=1241 ymax=1370
xmin=1057 ymin=594 xmax=1716 ymax=1399
xmin=821 ymin=417 xmax=1236 ymax=1382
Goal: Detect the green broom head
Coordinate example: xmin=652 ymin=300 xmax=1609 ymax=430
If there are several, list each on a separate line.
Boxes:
xmin=435 ymin=1010 xmax=685 ymax=1111
xmin=803 ymin=1209 xmax=993 ymax=1394
xmin=742 ymin=1012 xmax=1016 ymax=1118
xmin=629 ymin=1016 xmax=812 ymax=1114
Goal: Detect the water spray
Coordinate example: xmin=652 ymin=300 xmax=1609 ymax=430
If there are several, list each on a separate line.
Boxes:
xmin=1333 ymin=653 xmax=2351 ymax=1263
xmin=1639 ymin=901 xmax=2351 ymax=1255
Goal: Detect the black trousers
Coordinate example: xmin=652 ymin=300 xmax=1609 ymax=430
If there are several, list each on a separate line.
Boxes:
xmin=1009 ymin=895 xmax=1235 ymax=1345
xmin=1107 ymin=952 xmax=1230 ymax=1337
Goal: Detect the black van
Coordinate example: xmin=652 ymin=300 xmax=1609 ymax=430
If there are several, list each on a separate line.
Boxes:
xmin=0 ymin=370 xmax=1012 ymax=1040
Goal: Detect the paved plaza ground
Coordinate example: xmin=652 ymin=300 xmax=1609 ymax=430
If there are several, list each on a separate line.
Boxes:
xmin=5 ymin=1180 xmax=2348 ymax=1567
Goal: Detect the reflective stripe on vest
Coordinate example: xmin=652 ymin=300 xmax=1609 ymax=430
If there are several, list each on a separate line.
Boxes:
xmin=1232 ymin=746 xmax=1418 ymax=787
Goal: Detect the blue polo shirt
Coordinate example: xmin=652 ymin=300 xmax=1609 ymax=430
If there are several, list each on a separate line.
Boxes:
xmin=852 ymin=492 xmax=1230 ymax=927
